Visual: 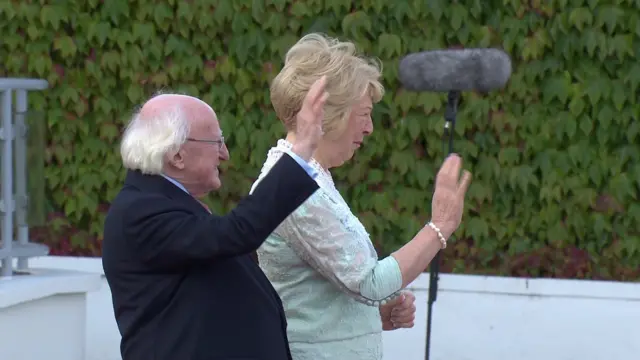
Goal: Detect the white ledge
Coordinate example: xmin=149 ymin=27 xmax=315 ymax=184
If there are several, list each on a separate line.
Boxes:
xmin=407 ymin=273 xmax=640 ymax=301
xmin=23 ymin=256 xmax=640 ymax=301
xmin=0 ymin=268 xmax=102 ymax=308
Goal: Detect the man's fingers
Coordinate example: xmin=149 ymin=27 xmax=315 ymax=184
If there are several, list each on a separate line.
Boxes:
xmin=313 ymin=91 xmax=329 ymax=115
xmin=458 ymin=170 xmax=472 ymax=194
xmin=307 ymin=76 xmax=326 ymax=104
xmin=304 ymin=75 xmax=327 ymax=107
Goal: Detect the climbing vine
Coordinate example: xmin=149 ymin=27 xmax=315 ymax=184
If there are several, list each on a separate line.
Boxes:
xmin=0 ymin=0 xmax=638 ymax=280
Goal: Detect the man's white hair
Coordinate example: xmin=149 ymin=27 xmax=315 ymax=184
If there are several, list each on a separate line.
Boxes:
xmin=120 ymin=106 xmax=190 ymax=175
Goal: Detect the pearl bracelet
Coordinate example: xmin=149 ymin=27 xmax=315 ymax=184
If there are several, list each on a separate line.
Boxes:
xmin=426 ymin=221 xmax=447 ymax=249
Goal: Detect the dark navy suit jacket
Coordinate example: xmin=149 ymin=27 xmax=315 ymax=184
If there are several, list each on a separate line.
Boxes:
xmin=102 ymin=154 xmax=318 ymax=360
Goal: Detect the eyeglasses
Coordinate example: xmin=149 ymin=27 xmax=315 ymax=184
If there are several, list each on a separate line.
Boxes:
xmin=187 ymin=136 xmax=225 ymax=151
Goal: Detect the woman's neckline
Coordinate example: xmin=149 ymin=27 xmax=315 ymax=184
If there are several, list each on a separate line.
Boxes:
xmin=277 ymin=138 xmax=335 ymax=187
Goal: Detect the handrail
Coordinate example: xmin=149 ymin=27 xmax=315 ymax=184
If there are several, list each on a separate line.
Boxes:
xmin=0 ymin=78 xmax=48 ymax=91
xmin=0 ymin=78 xmax=50 ymax=278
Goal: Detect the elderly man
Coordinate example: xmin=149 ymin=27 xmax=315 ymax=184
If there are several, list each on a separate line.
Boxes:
xmin=102 ymin=77 xmax=329 ymax=360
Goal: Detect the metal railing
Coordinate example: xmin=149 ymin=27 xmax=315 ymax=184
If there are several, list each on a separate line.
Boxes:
xmin=0 ymin=78 xmax=50 ymax=278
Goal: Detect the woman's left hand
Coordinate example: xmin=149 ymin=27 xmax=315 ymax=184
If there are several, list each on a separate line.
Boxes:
xmin=380 ymin=291 xmax=416 ymax=331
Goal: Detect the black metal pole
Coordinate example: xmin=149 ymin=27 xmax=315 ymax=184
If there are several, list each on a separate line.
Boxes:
xmin=425 ymin=90 xmax=460 ymax=360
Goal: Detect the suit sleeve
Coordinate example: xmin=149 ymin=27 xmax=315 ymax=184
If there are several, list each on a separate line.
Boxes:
xmin=124 ymin=154 xmax=319 ymax=268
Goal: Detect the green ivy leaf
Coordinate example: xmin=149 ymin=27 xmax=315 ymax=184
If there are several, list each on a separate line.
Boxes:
xmin=448 ymin=4 xmax=468 ymax=31
xmin=568 ymin=7 xmax=593 ymax=31
xmin=101 ymin=0 xmax=130 ymax=26
xmin=377 ymin=33 xmax=402 ymax=58
xmin=466 ymin=216 xmax=489 ymax=242
xmin=609 ymin=34 xmax=634 ymax=60
xmin=126 ymin=85 xmax=143 ymax=104
xmin=176 ymin=2 xmax=195 ymax=22
xmin=132 ymin=22 xmax=155 ymax=44
xmin=394 ymin=91 xmax=418 ymax=115
xmin=579 ymin=115 xmax=594 ymax=136
xmin=342 ymin=11 xmax=372 ymax=38
xmin=542 ymin=73 xmax=571 ymax=105
xmin=406 ymin=116 xmax=422 ymax=140
xmin=53 ymin=36 xmax=77 ymax=58
xmin=568 ymin=96 xmax=585 ymax=117
xmin=367 ymin=169 xmax=384 ymax=184
xmin=498 ymin=147 xmax=520 ymax=166
xmin=389 ymin=150 xmax=412 ymax=175
xmin=596 ymin=104 xmax=614 ymax=129
xmin=595 ymin=5 xmax=625 ymax=35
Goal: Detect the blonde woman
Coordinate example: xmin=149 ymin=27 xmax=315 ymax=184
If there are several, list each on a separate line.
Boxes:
xmin=250 ymin=33 xmax=472 ymax=360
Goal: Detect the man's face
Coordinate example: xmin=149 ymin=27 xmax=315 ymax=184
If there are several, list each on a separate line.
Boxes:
xmin=173 ymin=109 xmax=229 ymax=197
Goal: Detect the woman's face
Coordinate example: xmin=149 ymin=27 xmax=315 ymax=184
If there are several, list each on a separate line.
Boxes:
xmin=319 ymin=95 xmax=374 ymax=169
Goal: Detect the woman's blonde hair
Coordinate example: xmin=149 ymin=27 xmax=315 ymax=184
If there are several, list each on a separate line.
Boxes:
xmin=270 ymin=33 xmax=385 ymax=138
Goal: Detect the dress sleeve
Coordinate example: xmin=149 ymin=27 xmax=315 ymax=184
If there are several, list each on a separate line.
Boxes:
xmin=274 ymin=190 xmax=403 ymax=306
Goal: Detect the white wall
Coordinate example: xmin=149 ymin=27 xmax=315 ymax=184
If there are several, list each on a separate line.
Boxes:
xmin=22 ymin=256 xmax=640 ymax=360
xmin=1 ymin=293 xmax=88 ymax=359
xmin=0 ymin=266 xmax=101 ymax=360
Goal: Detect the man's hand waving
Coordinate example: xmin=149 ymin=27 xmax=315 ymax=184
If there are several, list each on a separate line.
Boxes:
xmin=291 ymin=75 xmax=329 ymax=161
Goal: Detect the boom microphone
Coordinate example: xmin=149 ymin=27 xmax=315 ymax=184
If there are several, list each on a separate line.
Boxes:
xmin=400 ymin=48 xmax=512 ymax=360
xmin=398 ymin=48 xmax=512 ymax=92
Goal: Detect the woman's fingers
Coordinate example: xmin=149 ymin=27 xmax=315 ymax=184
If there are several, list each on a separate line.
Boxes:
xmin=393 ymin=320 xmax=415 ymax=329
xmin=391 ymin=304 xmax=415 ymax=320
xmin=436 ymin=154 xmax=462 ymax=187
xmin=391 ymin=292 xmax=416 ymax=324
xmin=458 ymin=169 xmax=472 ymax=194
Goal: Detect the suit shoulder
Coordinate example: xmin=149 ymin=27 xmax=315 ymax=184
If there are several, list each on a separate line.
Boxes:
xmin=106 ymin=187 xmax=187 ymax=222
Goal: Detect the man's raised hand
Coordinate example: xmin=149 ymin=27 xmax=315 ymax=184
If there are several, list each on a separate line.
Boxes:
xmin=291 ymin=76 xmax=329 ymax=161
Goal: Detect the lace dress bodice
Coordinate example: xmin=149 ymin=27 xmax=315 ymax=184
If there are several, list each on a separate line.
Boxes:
xmin=249 ymin=140 xmax=404 ymax=360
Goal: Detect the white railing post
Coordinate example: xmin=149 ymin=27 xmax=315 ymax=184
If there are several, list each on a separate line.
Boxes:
xmin=0 ymin=78 xmax=49 ymax=278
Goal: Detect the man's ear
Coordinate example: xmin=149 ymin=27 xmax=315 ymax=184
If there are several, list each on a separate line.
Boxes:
xmin=167 ymin=149 xmax=186 ymax=170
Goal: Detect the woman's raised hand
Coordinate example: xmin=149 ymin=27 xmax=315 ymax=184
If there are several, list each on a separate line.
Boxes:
xmin=430 ymin=154 xmax=472 ymax=239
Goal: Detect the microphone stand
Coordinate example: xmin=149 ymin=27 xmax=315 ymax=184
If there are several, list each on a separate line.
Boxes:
xmin=425 ymin=90 xmax=460 ymax=360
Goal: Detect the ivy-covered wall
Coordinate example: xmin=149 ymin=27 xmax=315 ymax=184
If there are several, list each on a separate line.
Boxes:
xmin=1 ymin=0 xmax=638 ymax=281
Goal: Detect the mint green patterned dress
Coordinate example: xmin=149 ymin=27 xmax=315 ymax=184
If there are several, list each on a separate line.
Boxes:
xmin=250 ymin=140 xmax=405 ymax=360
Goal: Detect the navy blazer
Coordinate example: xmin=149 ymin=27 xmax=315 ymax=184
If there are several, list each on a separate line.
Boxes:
xmin=102 ymin=154 xmax=319 ymax=360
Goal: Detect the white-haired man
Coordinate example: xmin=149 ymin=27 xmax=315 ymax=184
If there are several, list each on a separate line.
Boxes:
xmin=102 ymin=77 xmax=329 ymax=360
